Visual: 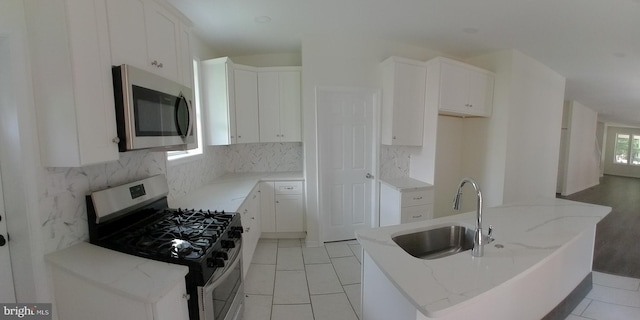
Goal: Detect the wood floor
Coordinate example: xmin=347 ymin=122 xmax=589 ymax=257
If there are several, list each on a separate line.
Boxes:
xmin=558 ymin=175 xmax=640 ymax=278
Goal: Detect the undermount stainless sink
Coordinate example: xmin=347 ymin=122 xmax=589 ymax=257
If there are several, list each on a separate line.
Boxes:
xmin=392 ymin=225 xmax=475 ymax=260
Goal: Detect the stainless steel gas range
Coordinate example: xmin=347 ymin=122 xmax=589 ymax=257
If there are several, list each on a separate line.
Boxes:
xmin=86 ymin=175 xmax=244 ymax=320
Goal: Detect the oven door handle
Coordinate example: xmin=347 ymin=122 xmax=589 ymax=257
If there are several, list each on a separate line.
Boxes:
xmin=203 ymin=243 xmax=242 ymax=294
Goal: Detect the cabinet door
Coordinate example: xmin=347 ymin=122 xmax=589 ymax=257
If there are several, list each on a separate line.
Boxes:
xmin=258 ymin=72 xmax=281 ymax=142
xmin=202 ymin=58 xmax=236 ymax=145
xmin=391 ymin=62 xmax=426 ymax=146
xmin=178 ymin=23 xmax=193 ymax=88
xmin=467 ymin=70 xmax=494 ymax=117
xmin=275 ymin=194 xmax=304 ymax=232
xmin=105 ymin=0 xmax=148 ymax=70
xmin=26 ymin=0 xmax=119 ymax=166
xmin=260 ymin=182 xmax=276 ymax=233
xmin=234 ymin=69 xmax=260 ymax=143
xmin=144 ymin=1 xmax=180 ymax=81
xmin=439 ymin=61 xmax=470 ymax=113
xmin=278 ymin=71 xmax=302 ymax=142
xmin=379 ymin=183 xmax=401 ymax=227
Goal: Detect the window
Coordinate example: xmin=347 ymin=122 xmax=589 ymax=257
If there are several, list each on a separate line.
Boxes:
xmin=614 ymin=133 xmax=629 ymax=164
xmin=613 ymin=133 xmax=640 ymax=166
xmin=167 ymin=59 xmax=204 ymax=164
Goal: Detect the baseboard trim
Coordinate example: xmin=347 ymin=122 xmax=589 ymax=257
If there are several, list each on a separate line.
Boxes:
xmin=542 ymin=272 xmax=592 ymax=320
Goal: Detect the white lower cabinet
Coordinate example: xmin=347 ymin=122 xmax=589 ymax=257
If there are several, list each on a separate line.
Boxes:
xmin=46 ymin=243 xmax=189 ymax=320
xmin=380 ymin=183 xmax=434 ymax=227
xmin=260 ymin=181 xmax=305 ymax=234
xmin=240 ymin=184 xmax=261 ymax=278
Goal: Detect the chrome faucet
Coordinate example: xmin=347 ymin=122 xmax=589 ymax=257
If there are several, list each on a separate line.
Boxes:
xmin=453 ymin=178 xmax=491 ymax=257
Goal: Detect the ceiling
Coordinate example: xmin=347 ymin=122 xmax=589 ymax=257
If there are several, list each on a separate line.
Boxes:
xmin=167 ymin=0 xmax=640 ymax=126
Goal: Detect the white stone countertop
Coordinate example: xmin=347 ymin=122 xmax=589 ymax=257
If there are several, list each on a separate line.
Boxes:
xmin=380 ymin=177 xmax=434 ymax=191
xmin=356 ymin=198 xmax=611 ymax=318
xmin=46 ymin=242 xmax=188 ymax=303
xmin=169 ymin=171 xmax=303 ymax=212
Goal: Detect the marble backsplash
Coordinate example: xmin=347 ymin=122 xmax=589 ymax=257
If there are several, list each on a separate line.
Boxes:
xmin=38 ymin=142 xmax=303 ymax=253
xmin=40 ymin=150 xmax=167 ymax=253
xmin=380 ymin=145 xmax=418 ymax=179
xmin=225 ymin=142 xmax=303 ymax=173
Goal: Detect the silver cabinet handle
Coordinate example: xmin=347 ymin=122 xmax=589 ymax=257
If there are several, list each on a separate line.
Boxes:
xmin=412 ymin=215 xmax=422 ymax=219
xmin=112 ymin=137 xmax=120 ymax=144
xmin=366 ymin=173 xmax=374 ymax=179
xmin=182 ymin=293 xmax=190 ymax=300
xmin=413 ymin=196 xmax=423 ymax=200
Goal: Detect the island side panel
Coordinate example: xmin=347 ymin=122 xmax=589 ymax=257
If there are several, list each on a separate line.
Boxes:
xmin=362 ymin=252 xmax=420 ymax=320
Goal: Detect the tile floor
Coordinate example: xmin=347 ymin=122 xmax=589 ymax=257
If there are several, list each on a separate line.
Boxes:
xmin=242 ymin=239 xmax=640 ymax=320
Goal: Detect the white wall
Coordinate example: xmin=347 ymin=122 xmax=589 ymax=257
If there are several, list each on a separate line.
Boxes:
xmin=301 ymin=35 xmax=443 ymax=244
xmin=433 ymin=116 xmax=465 ymax=217
xmin=560 ymin=101 xmax=600 ymax=196
xmin=456 ymin=50 xmax=565 ymax=207
xmin=502 ymin=51 xmax=565 ymax=203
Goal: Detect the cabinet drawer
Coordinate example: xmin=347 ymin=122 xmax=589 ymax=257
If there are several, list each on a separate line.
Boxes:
xmin=401 ymin=189 xmax=433 ymax=207
xmin=401 ymin=205 xmax=432 ymax=223
xmin=274 ymin=181 xmax=303 ymax=195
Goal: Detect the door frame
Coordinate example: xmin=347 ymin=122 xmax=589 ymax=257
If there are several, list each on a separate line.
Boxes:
xmin=0 ymin=2 xmax=48 ymax=302
xmin=315 ymin=86 xmax=381 ymax=243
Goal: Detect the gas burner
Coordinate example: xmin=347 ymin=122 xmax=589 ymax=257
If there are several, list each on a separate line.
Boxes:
xmin=170 ymin=239 xmax=194 ymax=258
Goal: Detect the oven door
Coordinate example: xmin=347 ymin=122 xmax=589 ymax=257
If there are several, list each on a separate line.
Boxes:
xmin=198 ymin=245 xmax=244 ymax=320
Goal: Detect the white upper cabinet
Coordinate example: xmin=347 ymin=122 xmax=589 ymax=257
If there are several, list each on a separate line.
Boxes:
xmin=380 ymin=57 xmax=427 ymax=146
xmin=258 ymin=69 xmax=302 ymax=143
xmin=201 ymin=57 xmax=237 ymax=145
xmin=201 ymin=61 xmax=301 ymax=145
xmin=233 ymin=67 xmax=260 ymax=144
xmin=178 ymin=23 xmax=193 ymax=88
xmin=434 ymin=57 xmax=495 ymax=117
xmin=24 ymin=0 xmax=120 ymax=167
xmin=200 ymin=58 xmax=261 ymax=145
xmin=105 ymin=0 xmax=191 ymax=86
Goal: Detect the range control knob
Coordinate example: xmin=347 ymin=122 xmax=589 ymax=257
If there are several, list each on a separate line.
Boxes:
xmin=206 ymin=258 xmax=224 ymax=268
xmin=221 ymin=240 xmax=235 ymax=249
xmin=214 ymin=251 xmax=229 ymax=260
xmin=231 ymin=226 xmax=244 ymax=233
xmin=228 ymin=230 xmax=242 ymax=239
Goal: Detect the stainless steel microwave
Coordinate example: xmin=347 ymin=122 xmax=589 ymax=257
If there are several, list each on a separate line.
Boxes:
xmin=112 ymin=64 xmax=195 ymax=152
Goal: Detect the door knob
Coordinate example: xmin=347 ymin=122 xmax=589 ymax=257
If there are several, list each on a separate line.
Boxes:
xmin=366 ymin=173 xmax=374 ymax=179
xmin=0 ymin=235 xmax=6 ymax=246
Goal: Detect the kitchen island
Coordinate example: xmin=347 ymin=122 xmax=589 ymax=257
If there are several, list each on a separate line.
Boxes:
xmin=356 ymin=198 xmax=610 ymax=320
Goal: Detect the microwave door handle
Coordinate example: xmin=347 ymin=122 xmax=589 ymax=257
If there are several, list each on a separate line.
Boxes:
xmin=185 ymin=97 xmax=194 ymax=140
xmin=175 ymin=93 xmax=193 ymax=139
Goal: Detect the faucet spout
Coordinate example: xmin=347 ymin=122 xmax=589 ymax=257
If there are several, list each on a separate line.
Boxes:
xmin=452 ymin=178 xmax=485 ymax=257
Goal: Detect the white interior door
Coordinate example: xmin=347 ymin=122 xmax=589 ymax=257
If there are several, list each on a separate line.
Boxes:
xmin=0 ymin=33 xmax=16 ymax=303
xmin=318 ymin=88 xmax=377 ymax=242
xmin=0 ymin=165 xmax=15 ymax=302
